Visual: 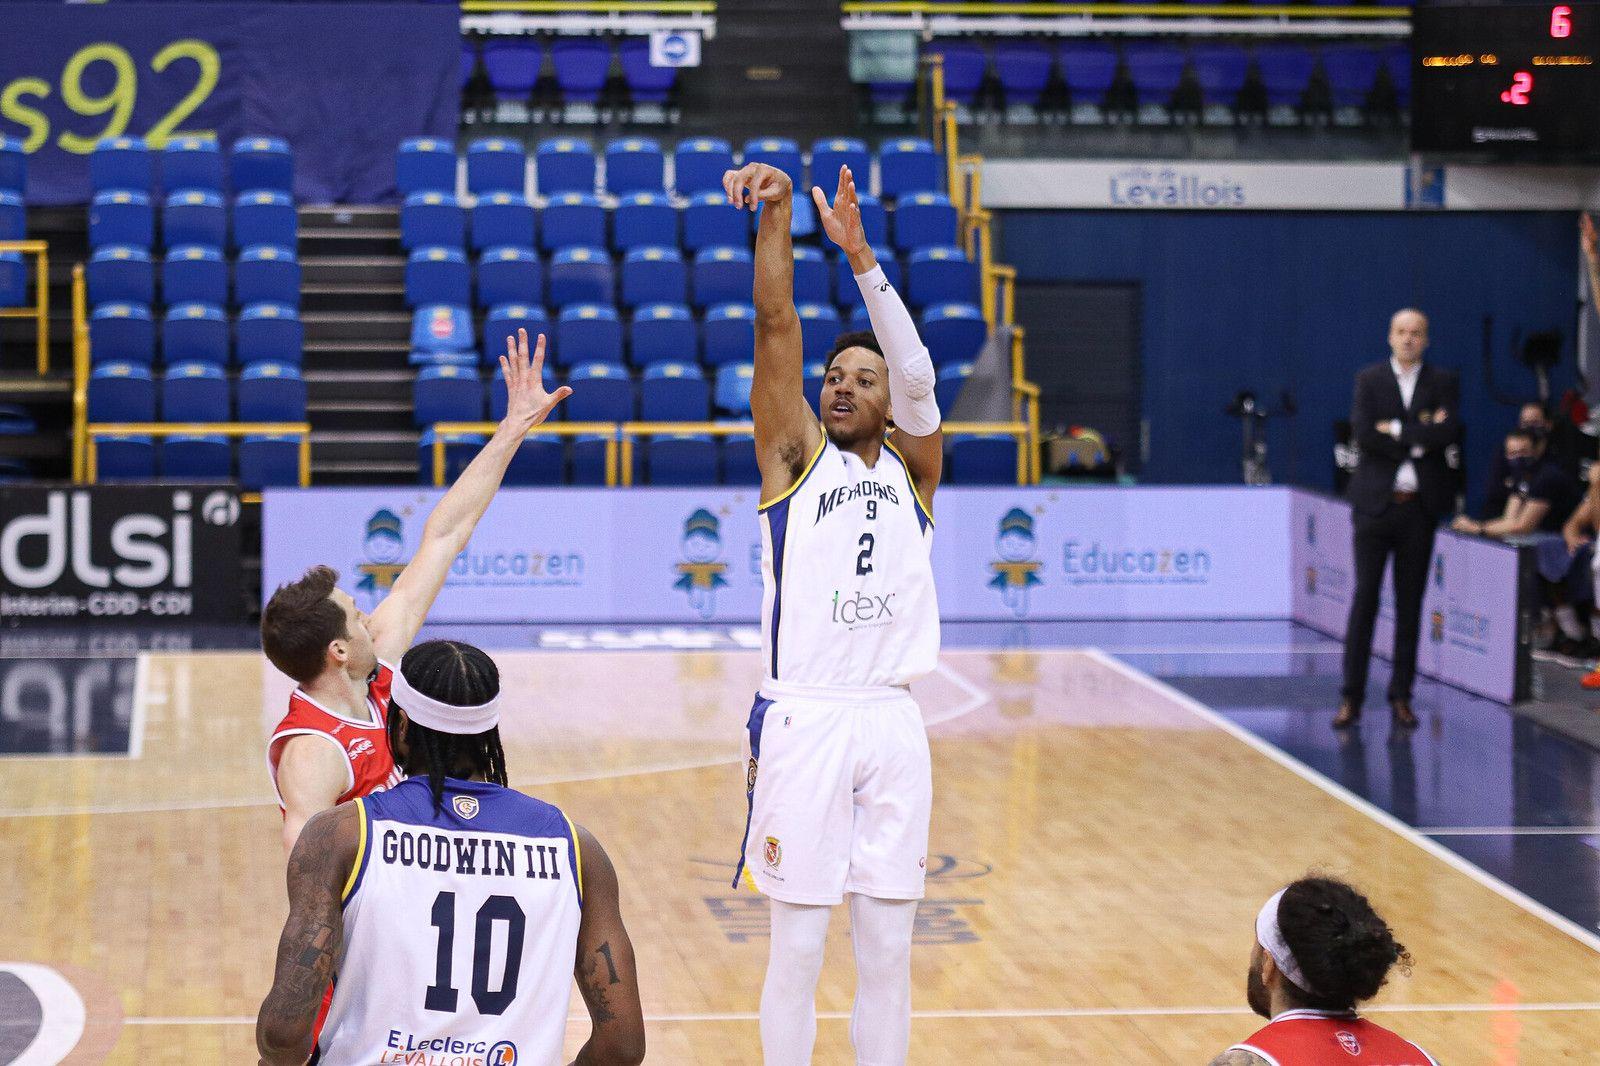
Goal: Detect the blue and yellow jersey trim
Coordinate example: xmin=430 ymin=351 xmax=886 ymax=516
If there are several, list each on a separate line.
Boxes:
xmin=757 ymin=434 xmax=827 ymax=512
xmin=341 ymin=798 xmax=371 ymax=906
xmin=563 ymin=811 xmax=585 ymax=907
xmin=882 ymin=437 xmax=934 ymax=529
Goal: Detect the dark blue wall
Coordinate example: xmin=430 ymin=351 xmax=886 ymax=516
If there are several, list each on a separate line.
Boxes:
xmin=999 ymin=210 xmax=1581 ymax=510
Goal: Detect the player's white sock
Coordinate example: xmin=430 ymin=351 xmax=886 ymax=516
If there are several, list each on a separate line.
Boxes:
xmin=847 ymin=894 xmax=918 ymax=1066
xmin=761 ymin=899 xmax=833 ymax=1065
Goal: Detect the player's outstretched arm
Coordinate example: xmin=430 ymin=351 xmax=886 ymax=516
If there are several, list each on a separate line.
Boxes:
xmin=257 ymin=803 xmax=358 ymax=1065
xmin=367 ymin=328 xmax=571 ymax=661
xmin=731 ymin=162 xmax=822 ymax=502
xmin=276 ymin=734 xmax=351 ymax=857
xmin=569 ymin=825 xmax=645 ymax=1066
xmin=815 ymin=165 xmax=943 ymax=502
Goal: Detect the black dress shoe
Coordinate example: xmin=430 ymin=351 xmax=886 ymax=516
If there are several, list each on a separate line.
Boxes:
xmin=1389 ymin=698 xmax=1419 ymax=729
xmin=1332 ymin=701 xmax=1360 ymax=729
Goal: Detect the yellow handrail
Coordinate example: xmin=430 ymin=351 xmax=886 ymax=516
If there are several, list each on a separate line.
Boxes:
xmin=430 ymin=421 xmax=620 ymax=487
xmin=85 ymin=422 xmax=313 ymax=487
xmin=462 ymin=1 xmax=716 ymax=11
xmin=618 ymin=420 xmax=754 ymax=486
xmin=0 ymin=240 xmax=49 ymax=376
xmin=845 ymin=2 xmax=1407 ymax=15
xmin=71 ymin=263 xmax=89 ymax=482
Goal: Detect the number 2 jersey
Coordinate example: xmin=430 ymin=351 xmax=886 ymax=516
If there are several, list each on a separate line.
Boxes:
xmin=759 ymin=436 xmax=939 ymax=689
xmin=318 ymin=776 xmax=584 ymax=1066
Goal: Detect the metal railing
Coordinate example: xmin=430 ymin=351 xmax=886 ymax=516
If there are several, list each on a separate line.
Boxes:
xmin=71 ymin=263 xmax=90 ymax=481
xmin=84 ymin=422 xmax=314 ymax=486
xmin=0 ymin=240 xmax=50 ymax=376
xmin=430 ymin=421 xmax=621 ymax=487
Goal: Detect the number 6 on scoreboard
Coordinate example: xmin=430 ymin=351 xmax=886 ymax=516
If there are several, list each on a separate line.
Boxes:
xmin=1552 ymin=4 xmax=1573 ymax=38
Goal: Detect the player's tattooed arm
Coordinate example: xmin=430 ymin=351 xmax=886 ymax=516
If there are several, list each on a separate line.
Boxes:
xmin=1206 ymin=1050 xmax=1272 ymax=1066
xmin=569 ymin=825 xmax=645 ymax=1066
xmin=256 ymin=803 xmax=357 ymax=1066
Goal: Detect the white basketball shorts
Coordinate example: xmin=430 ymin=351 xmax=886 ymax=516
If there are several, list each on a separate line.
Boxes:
xmin=733 ymin=679 xmax=932 ymax=905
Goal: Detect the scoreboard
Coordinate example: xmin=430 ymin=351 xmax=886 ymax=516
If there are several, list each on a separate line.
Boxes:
xmin=1412 ymin=1 xmax=1600 ymax=159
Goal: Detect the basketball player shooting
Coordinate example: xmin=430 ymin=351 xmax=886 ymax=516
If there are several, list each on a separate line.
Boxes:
xmin=725 ymin=160 xmax=944 ymax=1066
xmin=263 ymin=329 xmax=571 ymax=856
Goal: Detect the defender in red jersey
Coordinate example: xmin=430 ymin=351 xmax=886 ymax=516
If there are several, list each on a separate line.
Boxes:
xmin=1209 ymin=877 xmax=1435 ymax=1066
xmin=262 ymin=329 xmax=571 ymax=856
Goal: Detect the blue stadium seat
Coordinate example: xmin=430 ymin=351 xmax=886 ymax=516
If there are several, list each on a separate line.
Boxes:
xmin=613 ymin=192 xmax=676 ymax=252
xmin=163 ymin=303 xmax=229 ymax=366
xmin=935 ymin=360 xmax=974 ymax=412
xmin=536 ymin=137 xmax=597 ymax=196
xmin=640 ymin=360 xmax=709 ymax=421
xmin=162 ymin=361 xmax=230 ymax=422
xmin=0 ymin=253 xmax=20 ymax=308
xmin=417 ymin=430 xmax=486 ymax=484
xmin=164 ymin=190 xmax=226 ymax=249
xmin=163 ymin=245 xmax=227 ymax=307
xmin=620 ymin=38 xmax=677 ymax=105
xmin=0 ymin=458 xmax=28 ymax=483
xmin=482 ymin=303 xmax=549 ymax=365
xmin=868 ymin=72 xmax=915 ymax=107
xmin=835 ymin=248 xmax=899 ymax=309
xmin=673 ymin=138 xmax=734 ymax=196
xmin=471 ymin=192 xmax=536 ymax=252
xmin=0 ymin=137 xmax=23 ymax=195
xmin=467 ymin=138 xmax=527 ymax=196
xmin=797 ymin=303 xmax=842 ymax=365
xmin=893 ymin=192 xmax=958 ymax=251
xmin=907 ymin=246 xmax=978 ymax=307
xmin=541 ymin=192 xmax=606 ymax=252
xmin=160 ymin=434 xmax=231 ymax=479
xmin=683 ymin=191 xmax=746 ymax=253
xmin=621 ymin=247 xmax=686 ymax=308
xmin=564 ymin=361 xmax=634 ymax=423
xmin=487 ymin=361 xmax=558 ymax=421
xmin=947 ymin=434 xmax=1017 ymax=484
xmin=238 ymin=302 xmax=304 ymax=366
xmin=742 ymin=137 xmax=802 ymax=186
xmin=547 ymin=245 xmax=613 ymax=307
xmin=414 ymin=363 xmax=485 ymax=426
xmin=703 ymin=302 xmax=755 ymax=367
xmin=1192 ymin=44 xmax=1251 ymax=108
xmin=231 ymin=137 xmax=294 ymax=195
xmin=1256 ymin=44 xmax=1316 ymax=108
xmin=401 ymin=192 xmax=465 ymax=251
xmin=161 ymin=138 xmax=224 ymax=193
xmin=504 ymin=434 xmax=565 ymax=485
xmin=692 ymin=246 xmax=754 ymax=310
xmin=90 ymin=303 xmax=155 ymax=366
xmin=922 ymin=303 xmax=987 ymax=367
xmin=1060 ymin=42 xmax=1120 ymax=108
xmin=477 ymin=245 xmax=542 ymax=309
xmin=88 ymin=246 xmax=154 ymax=307
xmin=88 ymin=363 xmax=156 ymax=422
xmin=1383 ymin=44 xmax=1411 ymax=109
xmin=90 ymin=138 xmax=152 ymax=194
xmin=810 ymin=138 xmax=871 ymax=189
xmin=848 ymin=303 xmax=872 ymax=331
xmin=926 ymin=41 xmax=987 ymax=106
xmin=793 ymin=246 xmax=830 ymax=305
xmin=407 ymin=246 xmax=471 ymax=308
xmin=239 ymin=434 xmax=301 ymax=488
xmin=411 ymin=304 xmax=475 ymax=361
xmin=233 ymin=190 xmax=296 ymax=251
xmin=722 ymin=432 xmax=759 ymax=484
xmin=714 ymin=362 xmax=755 ymax=417
xmin=235 ymin=246 xmax=300 ymax=307
xmin=1323 ymin=44 xmax=1382 ymax=108
xmin=851 ymin=193 xmax=890 ymax=249
xmin=397 ymin=138 xmax=456 ymax=196
xmin=802 ymin=360 xmax=825 ymax=413
xmin=556 ymin=303 xmax=623 ymax=368
xmin=629 ymin=302 xmax=696 ymax=366
xmin=90 ymin=190 xmax=153 ymax=249
xmin=647 ymin=434 xmax=718 ymax=485
xmin=238 ymin=362 xmax=307 ymax=421
xmin=995 ymin=42 xmax=1053 ymax=107
xmin=96 ymin=434 xmax=155 ymax=481
xmin=879 ymin=139 xmax=942 ymax=199
xmin=606 ymin=137 xmax=666 ymax=195
xmin=786 ymin=193 xmax=818 ymax=242
xmin=1125 ymin=43 xmax=1186 ymax=107
xmin=483 ymin=38 xmax=543 ymax=101
xmin=571 ymin=433 xmax=610 ymax=484
xmin=552 ymin=38 xmax=611 ymax=104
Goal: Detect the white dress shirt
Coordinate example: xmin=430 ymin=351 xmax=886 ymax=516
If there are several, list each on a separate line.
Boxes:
xmin=1389 ymin=357 xmax=1424 ymax=492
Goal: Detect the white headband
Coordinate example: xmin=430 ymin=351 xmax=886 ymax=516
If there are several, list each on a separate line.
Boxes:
xmin=1256 ymin=888 xmax=1318 ymax=997
xmin=391 ymin=668 xmax=500 ymax=735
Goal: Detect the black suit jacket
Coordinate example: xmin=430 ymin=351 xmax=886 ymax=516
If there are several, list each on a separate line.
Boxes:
xmin=1346 ymin=360 xmax=1461 ymax=519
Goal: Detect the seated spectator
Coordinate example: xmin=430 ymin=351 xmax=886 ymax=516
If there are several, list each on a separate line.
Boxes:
xmin=1484 ymin=401 xmax=1592 ymax=487
xmin=1564 ymin=464 xmax=1600 ymax=686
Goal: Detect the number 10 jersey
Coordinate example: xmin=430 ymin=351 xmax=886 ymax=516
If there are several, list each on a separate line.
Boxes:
xmin=759 ymin=437 xmax=939 ymax=690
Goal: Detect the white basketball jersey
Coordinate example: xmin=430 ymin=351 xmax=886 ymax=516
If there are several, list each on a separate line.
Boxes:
xmin=319 ymin=777 xmax=583 ymax=1066
xmin=759 ymin=437 xmax=939 ymax=689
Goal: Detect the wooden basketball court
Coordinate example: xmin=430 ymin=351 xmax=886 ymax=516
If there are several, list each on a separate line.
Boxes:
xmin=2 ymin=646 xmax=1596 ymax=1062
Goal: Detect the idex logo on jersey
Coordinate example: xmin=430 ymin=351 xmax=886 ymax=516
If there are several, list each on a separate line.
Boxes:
xmin=831 ymin=589 xmax=896 ymax=629
xmin=814 ymin=478 xmax=899 ymax=526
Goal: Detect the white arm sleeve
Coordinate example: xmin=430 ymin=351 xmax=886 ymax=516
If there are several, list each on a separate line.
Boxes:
xmin=854 ymin=264 xmax=941 ymax=437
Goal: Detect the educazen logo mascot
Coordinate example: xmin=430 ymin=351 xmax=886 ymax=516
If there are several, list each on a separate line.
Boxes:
xmin=355 ymin=508 xmax=408 ymax=610
xmin=674 ymin=508 xmax=729 ymax=619
xmin=989 ymin=508 xmax=1043 ymax=618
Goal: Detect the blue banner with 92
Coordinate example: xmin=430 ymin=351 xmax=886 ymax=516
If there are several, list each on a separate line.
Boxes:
xmin=0 ymin=3 xmax=460 ymax=205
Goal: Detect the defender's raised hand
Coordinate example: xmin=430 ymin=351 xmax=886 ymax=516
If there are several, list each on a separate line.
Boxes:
xmin=813 ymin=164 xmax=870 ymax=261
xmin=500 ymin=328 xmax=572 ymax=433
xmin=723 ymin=162 xmax=792 ymax=211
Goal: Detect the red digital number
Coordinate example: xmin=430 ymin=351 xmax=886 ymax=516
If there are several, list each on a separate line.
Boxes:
xmin=1552 ymin=4 xmax=1573 ymax=38
xmin=1501 ymin=71 xmax=1534 ymax=105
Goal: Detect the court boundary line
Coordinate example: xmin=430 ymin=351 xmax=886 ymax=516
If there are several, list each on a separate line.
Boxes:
xmin=1420 ymin=826 xmax=1600 ymax=837
xmin=1086 ymin=648 xmax=1600 ymax=956
xmin=128 ymin=652 xmax=149 ymax=760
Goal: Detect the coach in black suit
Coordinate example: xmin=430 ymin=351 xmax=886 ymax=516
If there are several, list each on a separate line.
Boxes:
xmin=1336 ymin=309 xmax=1461 ymax=730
